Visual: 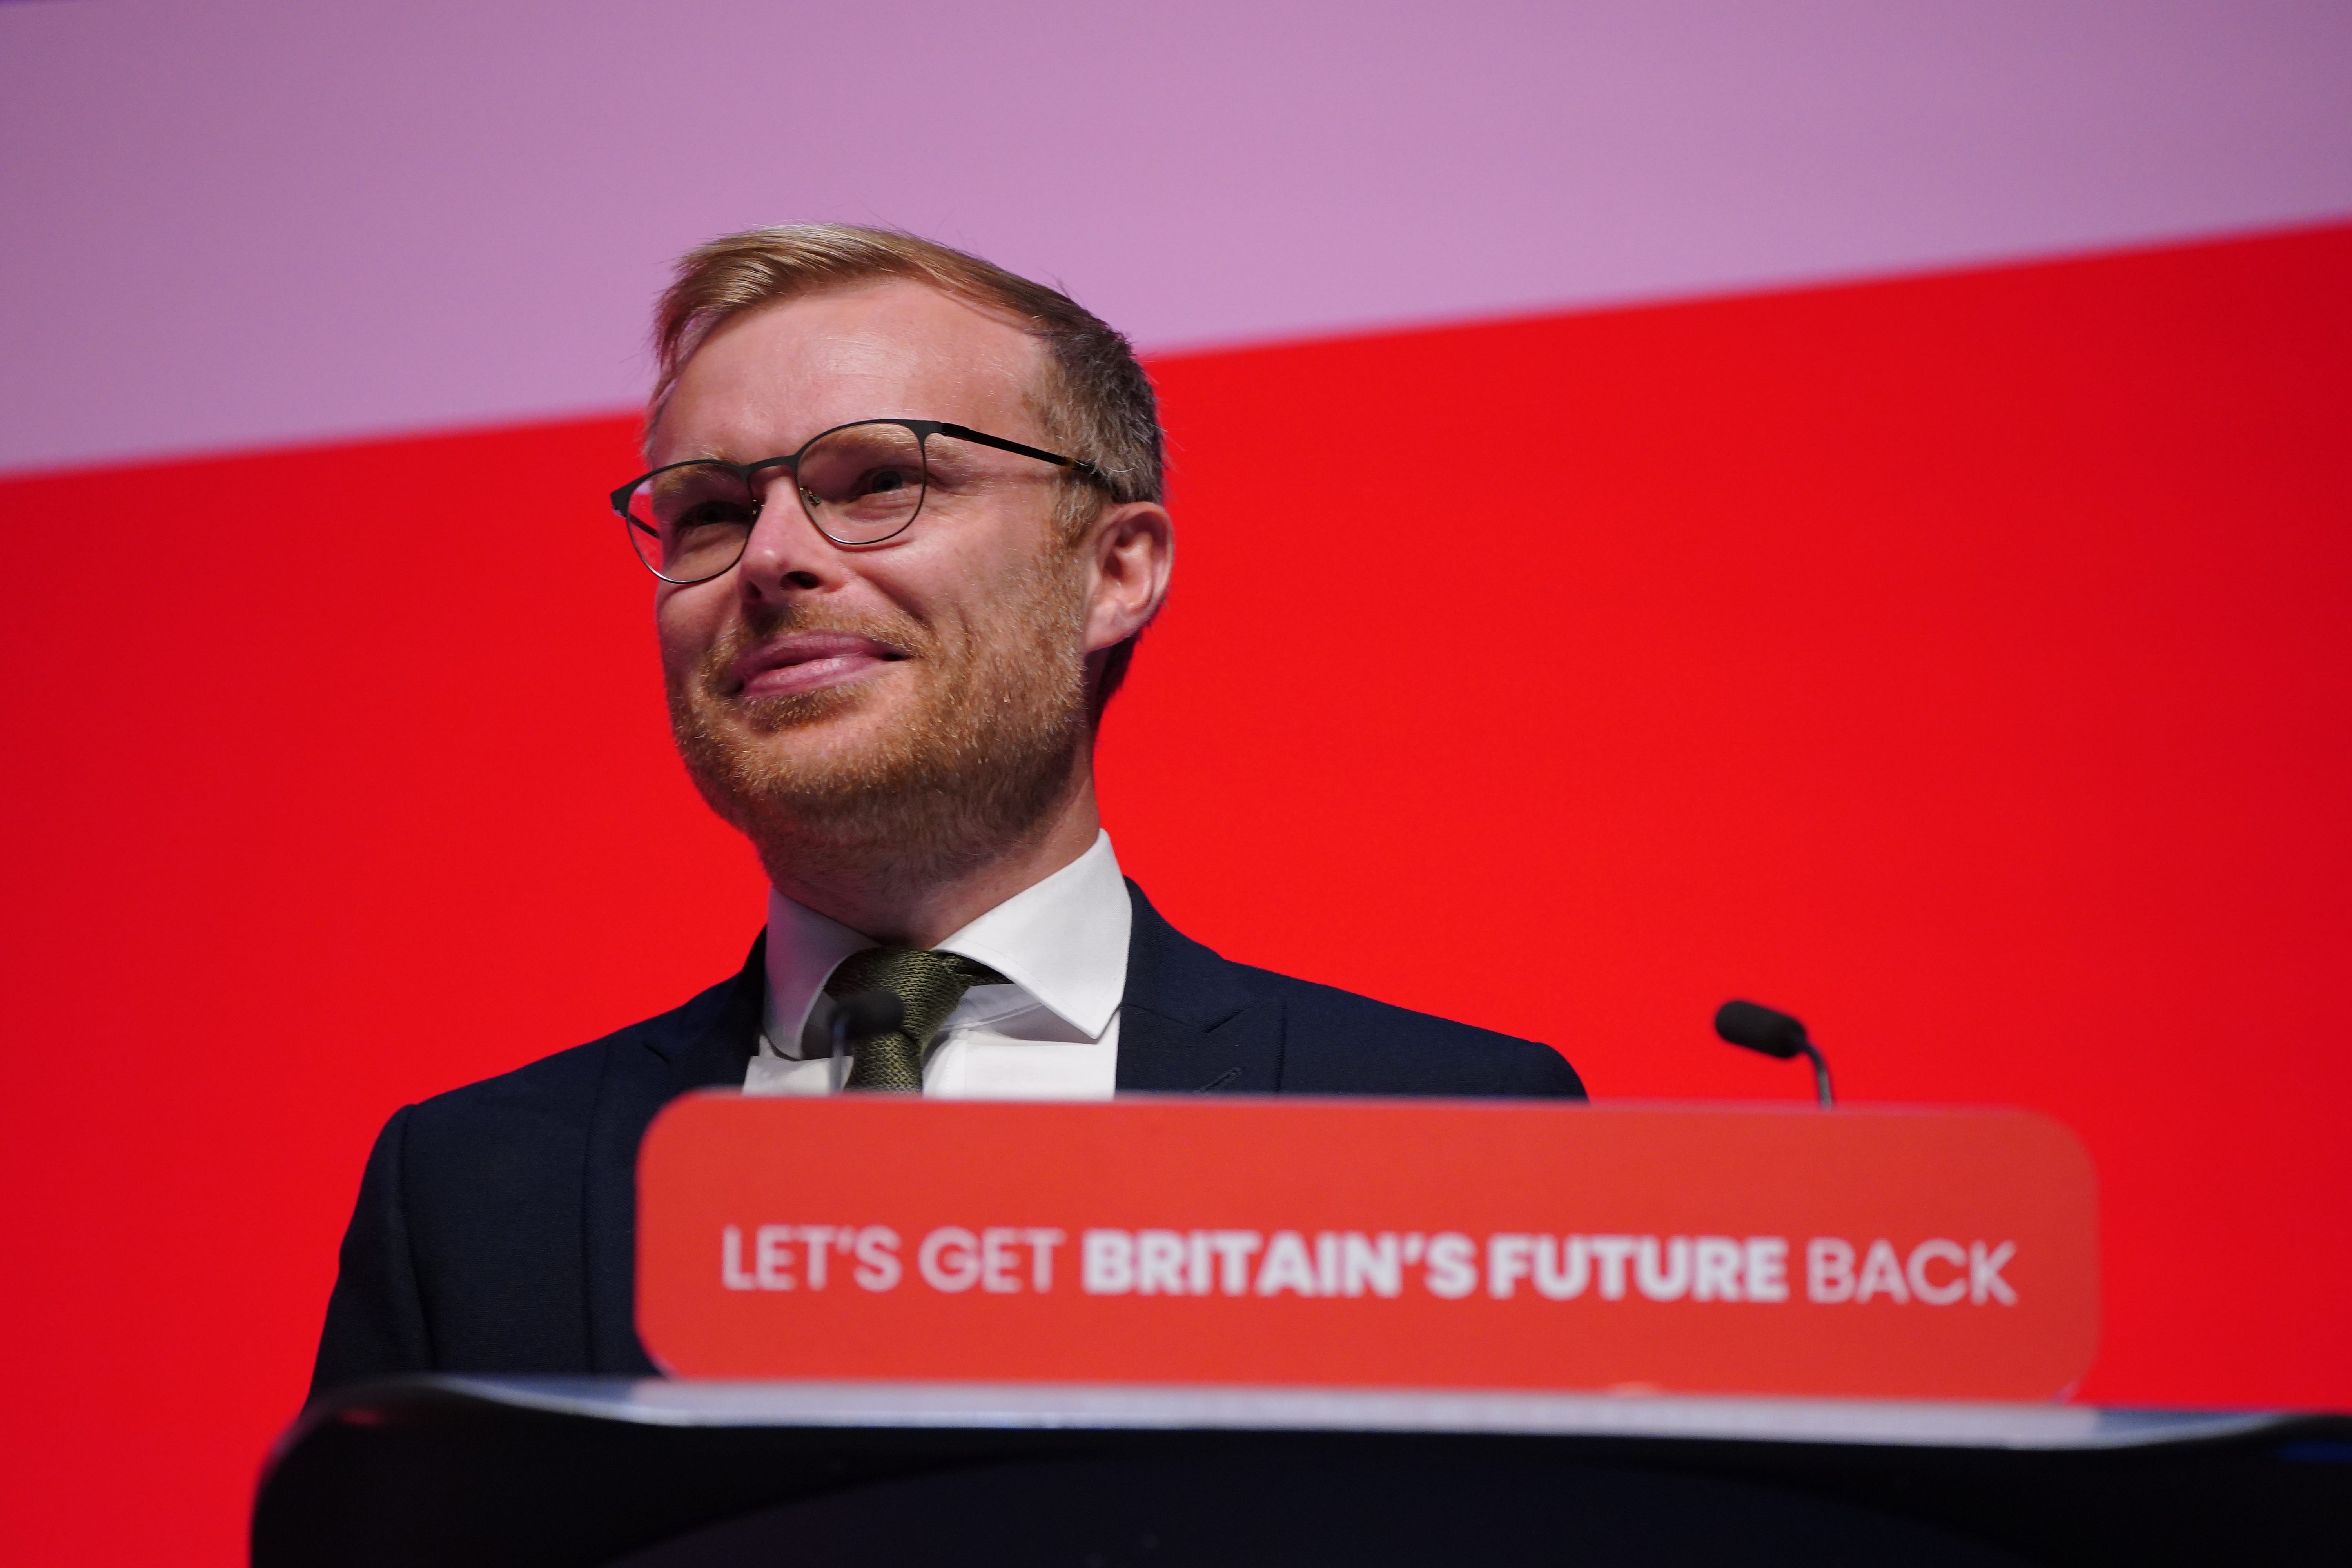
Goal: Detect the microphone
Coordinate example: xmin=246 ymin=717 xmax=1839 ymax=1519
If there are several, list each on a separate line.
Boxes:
xmin=1714 ymin=1000 xmax=1835 ymax=1108
xmin=828 ymin=991 xmax=905 ymax=1075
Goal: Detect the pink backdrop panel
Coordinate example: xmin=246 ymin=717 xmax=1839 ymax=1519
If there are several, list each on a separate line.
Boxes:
xmin=5 ymin=0 xmax=2351 ymax=472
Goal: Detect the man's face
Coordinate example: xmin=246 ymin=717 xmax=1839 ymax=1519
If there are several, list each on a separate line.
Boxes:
xmin=650 ymin=281 xmax=1097 ymax=873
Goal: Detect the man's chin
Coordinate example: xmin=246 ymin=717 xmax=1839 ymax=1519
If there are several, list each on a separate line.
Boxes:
xmin=684 ymin=681 xmax=920 ymax=793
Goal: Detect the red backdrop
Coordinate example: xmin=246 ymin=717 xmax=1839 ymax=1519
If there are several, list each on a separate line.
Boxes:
xmin=2 ymin=222 xmax=2346 ymax=1563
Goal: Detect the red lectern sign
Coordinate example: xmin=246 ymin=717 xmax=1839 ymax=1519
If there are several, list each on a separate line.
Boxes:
xmin=638 ymin=1097 xmax=2097 ymax=1401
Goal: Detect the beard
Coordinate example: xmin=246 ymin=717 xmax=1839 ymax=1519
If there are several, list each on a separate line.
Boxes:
xmin=667 ymin=557 xmax=1093 ymax=898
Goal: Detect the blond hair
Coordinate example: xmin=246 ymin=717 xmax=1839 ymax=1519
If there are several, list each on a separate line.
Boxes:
xmin=650 ymin=224 xmax=1164 ymax=525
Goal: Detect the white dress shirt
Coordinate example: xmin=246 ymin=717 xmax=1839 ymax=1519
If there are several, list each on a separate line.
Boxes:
xmin=742 ymin=830 xmax=1130 ymax=1100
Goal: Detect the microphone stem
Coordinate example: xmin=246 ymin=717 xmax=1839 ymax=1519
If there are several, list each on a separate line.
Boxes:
xmin=1800 ymin=1042 xmax=1835 ymax=1109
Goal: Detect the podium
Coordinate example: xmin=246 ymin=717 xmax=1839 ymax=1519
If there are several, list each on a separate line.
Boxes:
xmin=255 ymin=1375 xmax=2349 ymax=1565
xmin=261 ymin=1097 xmax=2350 ymax=1563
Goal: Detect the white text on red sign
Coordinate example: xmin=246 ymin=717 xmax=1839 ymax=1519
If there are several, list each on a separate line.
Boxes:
xmin=718 ymin=1226 xmax=2017 ymax=1307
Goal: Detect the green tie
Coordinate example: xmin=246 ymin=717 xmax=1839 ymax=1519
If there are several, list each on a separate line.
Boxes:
xmin=825 ymin=946 xmax=1008 ymax=1093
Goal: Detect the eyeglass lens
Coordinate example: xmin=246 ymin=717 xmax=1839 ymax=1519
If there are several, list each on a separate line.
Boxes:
xmin=621 ymin=422 xmax=931 ymax=581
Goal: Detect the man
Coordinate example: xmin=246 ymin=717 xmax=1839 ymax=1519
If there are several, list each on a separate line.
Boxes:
xmin=312 ymin=225 xmax=1583 ymax=1391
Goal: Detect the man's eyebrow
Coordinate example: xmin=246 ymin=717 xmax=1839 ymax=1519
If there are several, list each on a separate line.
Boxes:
xmin=685 ymin=439 xmax=820 ymax=465
xmin=660 ymin=445 xmax=758 ymax=466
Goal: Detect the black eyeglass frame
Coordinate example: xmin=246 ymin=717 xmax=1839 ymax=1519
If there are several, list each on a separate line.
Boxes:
xmin=609 ymin=418 xmax=1110 ymax=583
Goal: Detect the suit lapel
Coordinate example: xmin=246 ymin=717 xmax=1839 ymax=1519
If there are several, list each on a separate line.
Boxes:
xmin=581 ymin=932 xmax=766 ymax=1374
xmin=583 ymin=889 xmax=1268 ymax=1371
xmin=1115 ymin=882 xmax=1285 ymax=1093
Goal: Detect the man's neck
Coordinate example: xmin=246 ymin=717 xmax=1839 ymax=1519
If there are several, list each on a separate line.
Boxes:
xmin=759 ymin=777 xmax=1106 ymax=949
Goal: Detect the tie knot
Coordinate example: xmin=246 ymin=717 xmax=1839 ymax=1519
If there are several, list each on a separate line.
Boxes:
xmin=824 ymin=946 xmax=1007 ymax=1092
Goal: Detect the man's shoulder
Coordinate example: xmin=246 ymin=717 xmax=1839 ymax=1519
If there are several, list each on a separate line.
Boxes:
xmin=1230 ymin=958 xmax=1586 ymax=1099
xmin=316 ymin=958 xmax=758 ymax=1389
xmin=1120 ymin=884 xmax=1583 ymax=1100
xmin=397 ymin=962 xmax=750 ymax=1145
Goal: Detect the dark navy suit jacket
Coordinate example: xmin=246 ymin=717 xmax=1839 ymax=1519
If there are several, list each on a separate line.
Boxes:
xmin=310 ymin=884 xmax=1584 ymax=1394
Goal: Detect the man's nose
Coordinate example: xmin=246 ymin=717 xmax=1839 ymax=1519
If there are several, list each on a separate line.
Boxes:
xmin=734 ymin=473 xmax=840 ymax=599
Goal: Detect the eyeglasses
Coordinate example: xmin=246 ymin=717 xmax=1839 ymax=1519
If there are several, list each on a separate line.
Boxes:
xmin=610 ymin=418 xmax=1107 ymax=584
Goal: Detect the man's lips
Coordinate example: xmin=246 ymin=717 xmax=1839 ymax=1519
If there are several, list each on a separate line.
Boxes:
xmin=728 ymin=632 xmax=908 ymax=699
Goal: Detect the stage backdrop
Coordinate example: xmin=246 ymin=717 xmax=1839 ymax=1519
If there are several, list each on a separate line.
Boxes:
xmin=0 ymin=222 xmax=2347 ymax=1563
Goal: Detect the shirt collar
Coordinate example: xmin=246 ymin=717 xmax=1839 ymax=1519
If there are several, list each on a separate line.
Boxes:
xmin=761 ymin=830 xmax=1130 ymax=1052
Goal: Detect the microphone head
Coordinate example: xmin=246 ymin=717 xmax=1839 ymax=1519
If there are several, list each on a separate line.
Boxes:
xmin=832 ymin=990 xmax=906 ymax=1041
xmin=1715 ymin=999 xmax=1809 ymax=1060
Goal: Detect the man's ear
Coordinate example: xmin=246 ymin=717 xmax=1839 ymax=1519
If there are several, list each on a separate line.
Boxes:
xmin=1082 ymin=500 xmax=1174 ymax=656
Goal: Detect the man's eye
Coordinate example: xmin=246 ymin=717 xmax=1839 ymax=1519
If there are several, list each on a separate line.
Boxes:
xmin=673 ymin=499 xmax=754 ymax=528
xmin=858 ymin=466 xmax=915 ymax=496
